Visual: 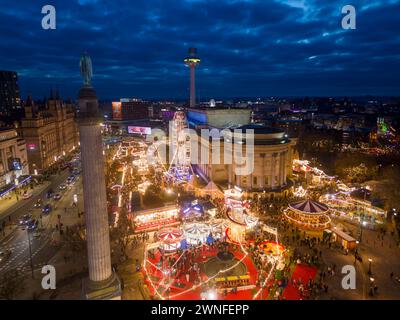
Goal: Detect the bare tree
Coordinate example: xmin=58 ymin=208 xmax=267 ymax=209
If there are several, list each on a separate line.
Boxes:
xmin=0 ymin=269 xmax=25 ymax=300
xmin=110 ymin=208 xmax=134 ymax=261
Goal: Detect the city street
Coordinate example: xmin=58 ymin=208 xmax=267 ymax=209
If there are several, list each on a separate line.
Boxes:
xmin=0 ymin=170 xmax=83 ymax=278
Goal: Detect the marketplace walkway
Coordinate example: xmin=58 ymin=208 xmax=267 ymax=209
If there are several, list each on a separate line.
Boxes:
xmin=282 ymin=264 xmax=318 ymax=300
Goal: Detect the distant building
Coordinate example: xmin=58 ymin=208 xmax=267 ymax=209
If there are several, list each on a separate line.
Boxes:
xmin=112 ymin=98 xmax=149 ymax=121
xmin=187 ymin=107 xmax=251 ymax=128
xmin=20 ymin=95 xmax=79 ymax=173
xmin=0 ymin=71 xmax=22 ymax=123
xmin=0 ymin=127 xmax=29 ymax=188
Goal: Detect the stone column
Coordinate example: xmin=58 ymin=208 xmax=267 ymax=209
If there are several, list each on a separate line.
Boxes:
xmin=79 ymin=122 xmax=112 ymax=282
xmin=78 ymin=84 xmax=120 ymax=299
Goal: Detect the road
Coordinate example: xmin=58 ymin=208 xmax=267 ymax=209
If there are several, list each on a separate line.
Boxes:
xmin=0 ymin=171 xmax=83 ymax=277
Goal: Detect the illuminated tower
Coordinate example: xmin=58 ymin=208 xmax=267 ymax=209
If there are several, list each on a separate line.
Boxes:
xmin=184 ymin=47 xmax=200 ymax=108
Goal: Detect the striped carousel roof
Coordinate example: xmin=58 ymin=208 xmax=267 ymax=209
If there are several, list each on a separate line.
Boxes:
xmin=289 ymin=199 xmax=329 ymax=214
xmin=157 ymin=227 xmax=183 ymax=244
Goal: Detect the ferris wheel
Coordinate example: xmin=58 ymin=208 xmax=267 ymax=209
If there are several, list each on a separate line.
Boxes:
xmin=167 ymin=111 xmax=193 ymax=181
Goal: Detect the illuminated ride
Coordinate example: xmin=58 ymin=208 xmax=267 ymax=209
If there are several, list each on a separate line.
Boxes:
xmin=283 ymin=199 xmax=331 ymax=231
xmin=142 ymin=191 xmax=282 ymax=300
xmin=258 ymin=241 xmax=285 ymax=257
xmin=167 ymin=111 xmax=193 ymax=182
xmin=157 ymin=227 xmax=184 ymax=253
xmin=224 ymin=187 xmax=258 ymax=243
xmin=183 ymin=222 xmax=212 ymax=245
xmin=209 ymin=219 xmax=229 ymax=240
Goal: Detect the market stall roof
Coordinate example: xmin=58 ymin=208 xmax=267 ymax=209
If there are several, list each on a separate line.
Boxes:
xmin=289 ymin=199 xmax=329 ymax=214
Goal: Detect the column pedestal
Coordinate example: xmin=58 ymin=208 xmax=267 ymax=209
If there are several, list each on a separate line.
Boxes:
xmin=82 ymin=271 xmax=122 ymax=300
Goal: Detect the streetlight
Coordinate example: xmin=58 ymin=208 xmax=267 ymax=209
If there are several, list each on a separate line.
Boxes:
xmin=368 ymin=258 xmax=373 ymax=275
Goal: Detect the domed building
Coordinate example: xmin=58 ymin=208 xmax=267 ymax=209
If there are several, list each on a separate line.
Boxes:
xmin=224 ymin=125 xmax=294 ymax=197
xmin=284 ymin=199 xmax=331 ymax=232
xmin=187 ymin=109 xmax=297 ymax=199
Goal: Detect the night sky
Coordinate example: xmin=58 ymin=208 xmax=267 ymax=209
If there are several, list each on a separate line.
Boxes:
xmin=0 ymin=0 xmax=399 ymax=100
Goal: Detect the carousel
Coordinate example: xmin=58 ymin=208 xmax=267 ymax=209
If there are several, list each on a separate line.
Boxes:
xmin=156 ymin=227 xmax=184 ymax=253
xmin=283 ymin=199 xmax=331 ymax=231
xmin=224 ymin=187 xmax=258 ymax=243
xmin=183 ymin=222 xmax=212 ymax=245
xmin=209 ymin=219 xmax=229 ymax=240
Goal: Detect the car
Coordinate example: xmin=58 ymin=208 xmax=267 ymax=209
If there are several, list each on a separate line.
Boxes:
xmin=46 ymin=190 xmax=53 ymax=199
xmin=27 ymin=219 xmax=39 ymax=231
xmin=59 ymin=184 xmax=67 ymax=190
xmin=19 ymin=214 xmax=33 ymax=226
xmin=22 ymin=192 xmax=32 ymax=199
xmin=33 ymin=199 xmax=42 ymax=208
xmin=53 ymin=193 xmax=61 ymax=200
xmin=42 ymin=204 xmax=52 ymax=214
xmin=0 ymin=250 xmax=12 ymax=263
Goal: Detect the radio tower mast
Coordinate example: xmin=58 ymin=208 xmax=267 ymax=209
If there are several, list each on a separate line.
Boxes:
xmin=184 ymin=48 xmax=200 ymax=108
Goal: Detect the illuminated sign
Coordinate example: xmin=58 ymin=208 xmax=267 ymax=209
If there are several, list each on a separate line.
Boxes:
xmin=112 ymin=101 xmax=122 ymax=120
xmin=27 ymin=143 xmax=37 ymax=150
xmin=128 ymin=126 xmax=151 ymax=135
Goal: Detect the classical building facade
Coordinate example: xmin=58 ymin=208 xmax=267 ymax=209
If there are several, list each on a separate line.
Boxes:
xmin=189 ymin=109 xmax=297 ymax=198
xmin=20 ymin=96 xmax=79 ymax=173
xmin=0 ymin=127 xmax=29 ymax=188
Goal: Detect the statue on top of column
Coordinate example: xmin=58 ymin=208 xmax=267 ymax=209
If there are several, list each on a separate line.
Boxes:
xmin=80 ymin=53 xmax=93 ymax=86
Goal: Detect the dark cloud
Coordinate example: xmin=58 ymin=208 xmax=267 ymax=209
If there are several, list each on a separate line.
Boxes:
xmin=0 ymin=0 xmax=399 ymax=99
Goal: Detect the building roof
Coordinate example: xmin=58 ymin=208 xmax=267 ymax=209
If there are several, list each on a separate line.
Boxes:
xmin=232 ymin=124 xmax=284 ymax=135
xmin=289 ymin=199 xmax=329 ymax=214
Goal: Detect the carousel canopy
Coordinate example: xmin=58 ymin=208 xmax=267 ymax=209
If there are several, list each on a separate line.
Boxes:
xmin=157 ymin=227 xmax=183 ymax=244
xmin=210 ymin=219 xmax=228 ymax=231
xmin=289 ymin=199 xmax=329 ymax=214
xmin=184 ymin=223 xmax=211 ymax=236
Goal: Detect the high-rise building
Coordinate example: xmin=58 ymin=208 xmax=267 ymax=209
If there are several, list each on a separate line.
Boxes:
xmin=0 ymin=71 xmax=22 ymax=123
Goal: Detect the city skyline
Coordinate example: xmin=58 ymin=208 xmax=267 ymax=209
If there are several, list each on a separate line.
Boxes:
xmin=0 ymin=0 xmax=399 ymax=100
